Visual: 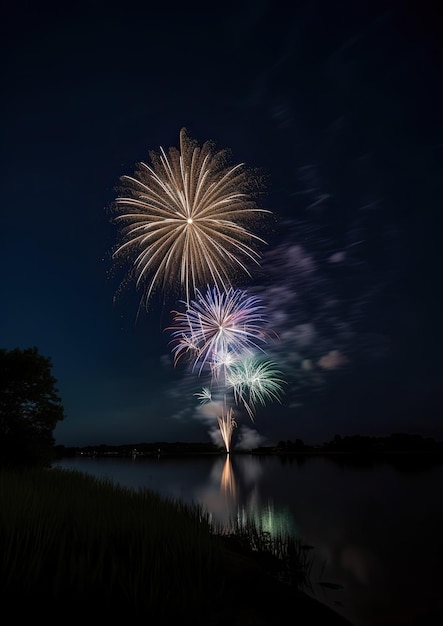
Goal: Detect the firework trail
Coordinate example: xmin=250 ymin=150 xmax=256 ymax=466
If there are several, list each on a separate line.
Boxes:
xmin=218 ymin=408 xmax=237 ymax=457
xmin=110 ymin=128 xmax=271 ymax=308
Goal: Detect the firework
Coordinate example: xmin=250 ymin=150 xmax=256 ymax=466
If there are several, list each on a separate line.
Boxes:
xmin=167 ymin=286 xmax=269 ymax=375
xmin=226 ymin=356 xmax=285 ymax=420
xmin=218 ymin=407 xmax=236 ymax=454
xmin=110 ymin=128 xmax=271 ymax=307
xmin=194 ymin=387 xmax=212 ymax=403
xmin=167 ymin=286 xmax=284 ymax=452
xmin=109 ymin=130 xmax=283 ymax=452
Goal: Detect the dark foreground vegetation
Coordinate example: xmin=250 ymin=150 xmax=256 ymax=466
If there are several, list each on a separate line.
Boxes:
xmin=1 ymin=346 xmax=65 ymax=469
xmin=0 ymin=467 xmax=352 ymax=624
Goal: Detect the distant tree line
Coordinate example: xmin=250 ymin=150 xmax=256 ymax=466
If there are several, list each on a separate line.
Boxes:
xmin=57 ymin=441 xmax=221 ymax=458
xmin=277 ymin=433 xmax=443 ymax=453
xmin=4 ymin=345 xmax=437 ymax=467
xmin=57 ymin=433 xmax=443 ymax=460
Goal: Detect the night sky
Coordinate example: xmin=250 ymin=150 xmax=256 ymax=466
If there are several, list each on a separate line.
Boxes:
xmin=1 ymin=0 xmax=442 ymax=448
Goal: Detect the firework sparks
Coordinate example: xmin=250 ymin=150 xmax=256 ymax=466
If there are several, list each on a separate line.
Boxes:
xmin=167 ymin=286 xmax=269 ymax=375
xmin=217 ymin=407 xmax=236 ymax=454
xmin=194 ymin=387 xmax=212 ymax=403
xmin=167 ymin=286 xmax=284 ymax=451
xmin=226 ymin=356 xmax=286 ymax=421
xmin=110 ymin=128 xmax=271 ymax=307
xmin=110 ymin=130 xmax=284 ymax=451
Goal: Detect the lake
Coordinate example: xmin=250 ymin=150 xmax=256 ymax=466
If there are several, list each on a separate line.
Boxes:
xmin=54 ymin=452 xmax=443 ymax=626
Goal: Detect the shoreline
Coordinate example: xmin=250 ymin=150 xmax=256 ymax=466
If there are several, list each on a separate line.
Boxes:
xmin=211 ymin=534 xmax=354 ymax=625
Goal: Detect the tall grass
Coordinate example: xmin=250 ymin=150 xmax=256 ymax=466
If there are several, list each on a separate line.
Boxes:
xmin=0 ymin=467 xmax=313 ymax=619
xmin=0 ymin=467 xmax=224 ymax=618
xmin=218 ymin=516 xmax=314 ymax=591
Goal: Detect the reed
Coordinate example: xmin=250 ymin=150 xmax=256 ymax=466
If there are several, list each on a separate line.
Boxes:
xmin=218 ymin=516 xmax=314 ymax=591
xmin=0 ymin=467 xmax=224 ymax=618
xmin=0 ymin=467 xmax=312 ymax=619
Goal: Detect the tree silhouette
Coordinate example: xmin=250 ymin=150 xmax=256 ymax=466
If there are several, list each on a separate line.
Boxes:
xmin=0 ymin=347 xmax=65 ymax=467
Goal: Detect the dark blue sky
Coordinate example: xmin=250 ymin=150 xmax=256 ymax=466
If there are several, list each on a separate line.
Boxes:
xmin=1 ymin=0 xmax=442 ymax=448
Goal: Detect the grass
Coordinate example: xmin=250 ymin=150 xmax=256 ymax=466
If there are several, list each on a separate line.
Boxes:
xmin=0 ymin=466 xmax=313 ymax=620
xmin=216 ymin=516 xmax=314 ymax=591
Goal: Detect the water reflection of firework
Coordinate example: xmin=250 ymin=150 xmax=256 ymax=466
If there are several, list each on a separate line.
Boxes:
xmin=220 ymin=452 xmax=236 ymax=498
xmin=217 ymin=455 xmax=298 ymax=542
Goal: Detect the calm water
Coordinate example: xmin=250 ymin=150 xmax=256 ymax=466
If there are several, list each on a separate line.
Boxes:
xmin=55 ymin=453 xmax=443 ymax=626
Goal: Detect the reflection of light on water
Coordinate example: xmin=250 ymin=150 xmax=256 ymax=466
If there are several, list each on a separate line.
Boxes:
xmin=218 ymin=455 xmax=298 ymax=540
xmin=220 ymin=454 xmax=236 ymax=498
xmin=237 ymin=500 xmax=298 ymax=539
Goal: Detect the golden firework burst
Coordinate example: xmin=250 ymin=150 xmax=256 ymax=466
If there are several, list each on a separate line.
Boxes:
xmin=110 ymin=128 xmax=271 ymax=308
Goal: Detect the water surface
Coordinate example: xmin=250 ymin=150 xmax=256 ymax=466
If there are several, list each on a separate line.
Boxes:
xmin=55 ymin=453 xmax=443 ymax=626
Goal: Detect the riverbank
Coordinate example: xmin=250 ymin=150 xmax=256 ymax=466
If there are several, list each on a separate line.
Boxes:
xmin=1 ymin=466 xmax=353 ymax=624
xmin=209 ymin=535 xmax=354 ymax=626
